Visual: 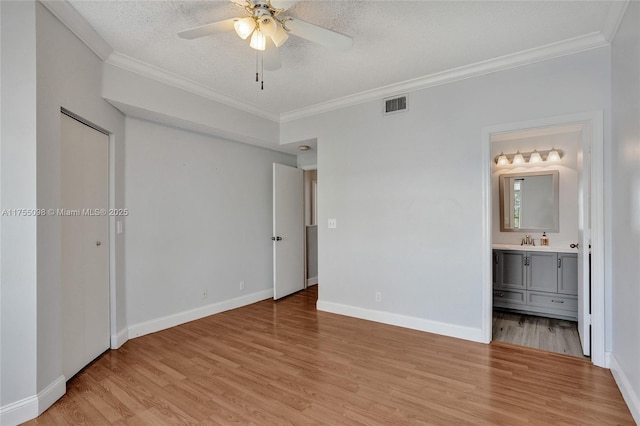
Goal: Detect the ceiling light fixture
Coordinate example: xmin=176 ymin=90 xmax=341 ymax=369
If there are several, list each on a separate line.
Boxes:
xmin=494 ymin=149 xmax=564 ymax=167
xmin=231 ymin=2 xmax=292 ymax=52
xmin=178 ymin=1 xmax=353 ymax=90
xmin=298 ymin=145 xmax=311 ymax=151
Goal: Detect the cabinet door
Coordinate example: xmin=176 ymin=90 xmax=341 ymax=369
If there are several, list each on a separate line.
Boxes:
xmin=527 ymin=252 xmax=558 ymax=293
xmin=492 ymin=250 xmax=502 ymax=288
xmin=558 ymin=253 xmax=578 ymax=295
xmin=499 ymin=251 xmax=526 ymax=289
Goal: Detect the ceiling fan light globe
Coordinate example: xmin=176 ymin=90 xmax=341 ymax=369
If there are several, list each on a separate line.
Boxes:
xmin=259 ymin=16 xmax=277 ymax=37
xmin=249 ymin=30 xmax=267 ymax=51
xmin=271 ymin=25 xmax=289 ymax=47
xmin=234 ymin=17 xmax=256 ymax=40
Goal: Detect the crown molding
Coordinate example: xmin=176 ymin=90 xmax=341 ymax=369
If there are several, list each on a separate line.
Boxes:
xmin=39 ymin=0 xmax=112 ymax=60
xmin=600 ymin=0 xmax=630 ymax=43
xmin=279 ymin=32 xmax=609 ymax=123
xmin=105 ymin=52 xmax=280 ymax=122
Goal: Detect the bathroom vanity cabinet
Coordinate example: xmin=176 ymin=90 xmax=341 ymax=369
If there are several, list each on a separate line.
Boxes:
xmin=493 ymin=249 xmax=578 ymax=320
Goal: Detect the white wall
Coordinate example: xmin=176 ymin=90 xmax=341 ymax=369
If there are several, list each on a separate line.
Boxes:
xmin=125 ymin=118 xmax=295 ymax=333
xmin=281 ymin=47 xmax=610 ymax=340
xmin=1 ymin=2 xmax=126 ymax=423
xmin=610 ymin=2 xmax=640 ymax=422
xmin=1 ymin=0 xmax=38 ymax=411
xmin=491 ymin=132 xmax=580 ymax=248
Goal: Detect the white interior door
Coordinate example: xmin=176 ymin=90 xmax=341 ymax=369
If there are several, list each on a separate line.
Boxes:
xmin=61 ymin=113 xmax=110 ymax=379
xmin=577 ymin=129 xmax=591 ymax=356
xmin=273 ymin=163 xmax=304 ymax=300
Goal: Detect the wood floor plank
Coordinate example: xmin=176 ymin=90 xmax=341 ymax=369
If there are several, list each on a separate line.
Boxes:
xmin=26 ymin=287 xmax=634 ymax=425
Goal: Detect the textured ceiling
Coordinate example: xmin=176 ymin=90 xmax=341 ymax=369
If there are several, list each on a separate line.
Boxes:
xmin=67 ymin=0 xmax=615 ymax=116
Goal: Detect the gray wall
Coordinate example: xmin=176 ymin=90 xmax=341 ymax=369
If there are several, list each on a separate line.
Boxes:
xmin=124 ymin=118 xmax=295 ymax=329
xmin=281 ymin=47 xmax=610 ymax=339
xmin=611 ymin=1 xmax=640 ymax=421
xmin=35 ymin=0 xmax=126 ymax=390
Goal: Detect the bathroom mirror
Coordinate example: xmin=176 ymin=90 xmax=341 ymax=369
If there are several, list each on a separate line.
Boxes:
xmin=499 ymin=170 xmax=559 ymax=232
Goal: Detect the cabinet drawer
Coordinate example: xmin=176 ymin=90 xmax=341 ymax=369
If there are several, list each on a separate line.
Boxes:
xmin=527 ymin=291 xmax=577 ymax=312
xmin=493 ymin=289 xmax=526 ymax=307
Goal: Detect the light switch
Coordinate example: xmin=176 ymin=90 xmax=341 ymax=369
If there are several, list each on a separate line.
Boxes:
xmin=116 ymin=220 xmax=123 ymax=234
xmin=328 ymin=218 xmax=337 ymax=229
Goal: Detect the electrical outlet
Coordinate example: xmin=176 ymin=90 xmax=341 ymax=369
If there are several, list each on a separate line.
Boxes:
xmin=328 ymin=218 xmax=337 ymax=229
xmin=375 ymin=292 xmax=382 ymax=303
xmin=201 ymin=289 xmax=207 ymax=300
xmin=240 ymin=281 xmax=245 ymax=291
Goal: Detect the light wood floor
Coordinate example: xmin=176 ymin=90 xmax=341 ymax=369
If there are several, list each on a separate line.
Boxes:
xmin=492 ymin=310 xmax=587 ymax=358
xmin=27 ymin=286 xmax=633 ymax=425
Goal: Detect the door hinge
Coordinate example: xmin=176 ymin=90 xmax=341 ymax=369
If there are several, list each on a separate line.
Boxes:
xmin=586 ymin=314 xmax=592 ymax=325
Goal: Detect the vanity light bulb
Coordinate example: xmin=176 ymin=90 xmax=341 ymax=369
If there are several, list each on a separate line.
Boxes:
xmin=529 ymin=150 xmax=542 ymax=163
xmin=547 ymin=148 xmax=561 ymax=162
xmin=512 ymin=152 xmax=525 ymax=165
xmin=497 ymin=153 xmax=510 ymax=166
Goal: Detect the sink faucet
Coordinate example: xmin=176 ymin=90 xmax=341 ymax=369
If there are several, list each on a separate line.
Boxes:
xmin=521 ymin=234 xmax=535 ymax=246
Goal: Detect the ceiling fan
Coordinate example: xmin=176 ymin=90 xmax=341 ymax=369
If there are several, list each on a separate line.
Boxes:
xmin=178 ymin=0 xmax=353 ymax=72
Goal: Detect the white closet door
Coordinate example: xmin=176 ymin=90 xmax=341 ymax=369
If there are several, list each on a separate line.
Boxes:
xmin=61 ymin=113 xmax=110 ymax=380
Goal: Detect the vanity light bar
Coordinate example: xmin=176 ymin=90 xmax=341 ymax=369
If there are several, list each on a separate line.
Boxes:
xmin=494 ymin=148 xmax=563 ymax=166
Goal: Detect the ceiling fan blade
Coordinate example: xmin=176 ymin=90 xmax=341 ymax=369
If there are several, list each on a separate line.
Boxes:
xmin=263 ymin=39 xmax=281 ymax=71
xmin=269 ymin=0 xmax=301 ymax=11
xmin=178 ymin=18 xmax=236 ymax=40
xmin=285 ymin=18 xmax=352 ymax=51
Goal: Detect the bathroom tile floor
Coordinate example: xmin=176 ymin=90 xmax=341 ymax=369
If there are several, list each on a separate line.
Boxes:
xmin=492 ymin=310 xmax=587 ymax=358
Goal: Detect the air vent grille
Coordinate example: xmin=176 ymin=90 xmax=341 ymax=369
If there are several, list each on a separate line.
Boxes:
xmin=384 ymin=95 xmax=408 ymax=115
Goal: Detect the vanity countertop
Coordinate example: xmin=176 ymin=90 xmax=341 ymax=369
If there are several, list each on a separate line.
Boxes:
xmin=492 ymin=243 xmax=578 ymax=254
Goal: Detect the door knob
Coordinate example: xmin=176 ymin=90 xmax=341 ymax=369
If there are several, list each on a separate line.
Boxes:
xmin=96 ymin=241 xmax=102 ymax=247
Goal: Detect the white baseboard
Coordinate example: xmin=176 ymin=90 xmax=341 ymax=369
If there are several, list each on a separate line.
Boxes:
xmin=306 ymin=276 xmax=318 ymax=286
xmin=0 ymin=375 xmax=65 ymax=426
xmin=128 ymin=289 xmax=273 ymax=339
xmin=609 ymin=354 xmax=640 ymax=424
xmin=111 ymin=327 xmax=129 ymax=349
xmin=316 ymin=300 xmax=484 ymax=343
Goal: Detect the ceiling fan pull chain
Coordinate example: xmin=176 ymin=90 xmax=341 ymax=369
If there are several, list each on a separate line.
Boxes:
xmin=255 ymin=49 xmax=259 ymax=82
xmin=261 ymin=49 xmax=265 ymax=90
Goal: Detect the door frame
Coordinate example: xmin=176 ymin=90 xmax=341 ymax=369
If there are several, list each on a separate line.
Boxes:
xmin=481 ymin=111 xmax=606 ymax=367
xmin=301 ymin=164 xmax=318 ymax=289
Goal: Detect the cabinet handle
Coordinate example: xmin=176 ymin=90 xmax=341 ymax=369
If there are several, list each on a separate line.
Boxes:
xmin=558 ymin=258 xmax=562 ymax=268
xmin=550 ymin=299 xmax=565 ymax=304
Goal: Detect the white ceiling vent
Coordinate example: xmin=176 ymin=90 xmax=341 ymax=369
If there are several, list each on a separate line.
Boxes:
xmin=384 ymin=95 xmax=408 ymax=115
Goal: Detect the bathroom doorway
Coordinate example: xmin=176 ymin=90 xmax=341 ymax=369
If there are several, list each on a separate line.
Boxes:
xmin=482 ymin=112 xmax=605 ymax=366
